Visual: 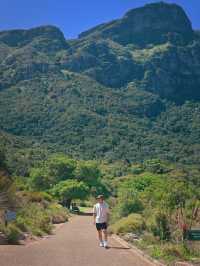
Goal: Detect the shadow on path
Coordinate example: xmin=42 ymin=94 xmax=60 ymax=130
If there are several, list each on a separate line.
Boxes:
xmin=79 ymin=212 xmax=93 ymax=216
xmin=106 ymin=246 xmax=130 ymax=250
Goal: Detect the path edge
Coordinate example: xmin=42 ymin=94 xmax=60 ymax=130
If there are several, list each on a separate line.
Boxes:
xmin=111 ymin=234 xmax=165 ymax=266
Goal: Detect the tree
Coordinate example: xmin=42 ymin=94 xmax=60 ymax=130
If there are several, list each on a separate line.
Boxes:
xmin=75 ymin=161 xmax=101 ymax=184
xmin=51 ymin=180 xmax=89 ymax=208
xmin=75 ymin=160 xmax=109 ymax=197
xmin=29 ymin=167 xmax=53 ymax=191
xmin=29 ymin=155 xmax=77 ymax=190
xmin=46 ymin=154 xmax=77 ymax=182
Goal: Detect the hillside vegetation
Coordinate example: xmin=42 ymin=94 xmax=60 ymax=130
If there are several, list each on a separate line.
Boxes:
xmin=0 ymin=2 xmax=200 ymax=164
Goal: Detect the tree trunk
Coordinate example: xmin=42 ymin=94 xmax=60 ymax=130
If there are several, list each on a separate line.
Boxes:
xmin=63 ymin=198 xmax=72 ymax=209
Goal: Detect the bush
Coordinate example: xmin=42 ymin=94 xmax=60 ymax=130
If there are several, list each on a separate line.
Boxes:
xmin=109 ymin=213 xmax=145 ymax=234
xmin=112 ymin=199 xmax=144 ymax=220
xmin=142 ymin=232 xmax=158 ymax=244
xmin=15 ymin=202 xmax=69 ymax=237
xmin=143 ymin=159 xmax=169 ymax=174
xmin=16 ymin=203 xmax=53 ymax=236
xmin=5 ymin=224 xmax=23 ymax=244
xmin=130 ymin=164 xmax=144 ymax=174
xmin=19 ymin=191 xmax=53 ymax=204
xmin=146 ymin=212 xmax=170 ymax=240
xmin=28 ymin=192 xmax=53 ymax=203
xmin=47 ymin=203 xmax=69 ymax=224
xmin=162 ymin=244 xmax=183 ymax=258
xmin=145 ymin=213 xmax=157 ymax=234
xmin=149 ymin=243 xmax=192 ymax=262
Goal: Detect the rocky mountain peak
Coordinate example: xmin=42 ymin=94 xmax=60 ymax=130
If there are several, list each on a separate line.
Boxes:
xmin=79 ymin=2 xmax=193 ymax=47
xmin=0 ymin=25 xmax=67 ymax=49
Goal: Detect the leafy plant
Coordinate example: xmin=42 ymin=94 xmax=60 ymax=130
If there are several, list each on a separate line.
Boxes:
xmin=109 ymin=213 xmax=145 ymax=234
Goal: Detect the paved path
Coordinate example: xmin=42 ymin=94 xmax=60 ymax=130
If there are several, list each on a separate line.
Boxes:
xmin=0 ymin=214 xmax=153 ymax=266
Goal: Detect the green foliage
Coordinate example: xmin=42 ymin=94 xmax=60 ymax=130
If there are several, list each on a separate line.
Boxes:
xmin=29 ymin=155 xmax=77 ymax=190
xmin=1 ymin=6 xmax=200 ymax=167
xmin=4 ymin=223 xmax=23 ymax=244
xmin=16 ymin=203 xmax=53 ymax=236
xmin=46 ymin=155 xmax=76 ymax=182
xmin=109 ymin=213 xmax=145 ymax=234
xmin=0 ymin=4 xmax=200 ymax=262
xmin=19 ymin=191 xmax=53 ymax=203
xmin=142 ymin=243 xmax=197 ymax=262
xmin=29 ymin=167 xmax=53 ymax=191
xmin=155 ymin=212 xmax=171 ymax=241
xmin=47 ymin=203 xmax=69 ymax=224
xmin=130 ymin=164 xmax=144 ymax=175
xmin=51 ymin=179 xmax=89 ymax=207
xmin=75 ymin=161 xmax=100 ymax=184
xmin=112 ymin=199 xmax=144 ymax=220
xmin=112 ymin=178 xmax=145 ymax=219
xmin=75 ymin=160 xmax=109 ymax=197
xmin=111 ymin=167 xmax=200 ymax=243
xmin=143 ymin=159 xmax=169 ymax=174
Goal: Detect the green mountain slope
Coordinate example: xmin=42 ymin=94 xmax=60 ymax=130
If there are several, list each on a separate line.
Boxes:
xmin=0 ymin=2 xmax=200 ymax=164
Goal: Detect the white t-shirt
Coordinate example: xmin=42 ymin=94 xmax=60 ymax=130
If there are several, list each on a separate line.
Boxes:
xmin=93 ymin=202 xmax=109 ymax=223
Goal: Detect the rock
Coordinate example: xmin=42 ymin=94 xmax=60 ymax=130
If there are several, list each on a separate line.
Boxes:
xmin=175 ymin=262 xmax=194 ymax=266
xmin=62 ymin=39 xmax=142 ymax=88
xmin=0 ymin=26 xmax=68 ymax=51
xmin=0 ymin=232 xmax=7 ymax=244
xmin=123 ymin=233 xmax=140 ymax=242
xmin=141 ymin=42 xmax=200 ymax=103
xmin=79 ymin=2 xmax=193 ymax=47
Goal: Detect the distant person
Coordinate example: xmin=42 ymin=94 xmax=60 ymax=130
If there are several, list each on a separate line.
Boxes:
xmin=93 ymin=195 xmax=109 ymax=248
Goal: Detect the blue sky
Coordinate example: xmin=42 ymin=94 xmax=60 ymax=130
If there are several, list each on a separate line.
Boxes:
xmin=1 ymin=1 xmax=199 ymax=39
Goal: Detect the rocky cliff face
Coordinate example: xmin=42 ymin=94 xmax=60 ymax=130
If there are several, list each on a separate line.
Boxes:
xmin=0 ymin=25 xmax=68 ymax=51
xmin=79 ymin=2 xmax=193 ymax=46
xmin=63 ymin=2 xmax=200 ymax=102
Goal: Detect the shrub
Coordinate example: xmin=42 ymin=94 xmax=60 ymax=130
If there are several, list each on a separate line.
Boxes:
xmin=16 ymin=203 xmax=53 ymax=236
xmin=162 ymin=244 xmax=183 ymax=258
xmin=149 ymin=243 xmax=192 ymax=262
xmin=146 ymin=212 xmax=171 ymax=240
xmin=143 ymin=159 xmax=169 ymax=174
xmin=112 ymin=199 xmax=144 ymax=220
xmin=15 ymin=216 xmax=29 ymax=232
xmin=109 ymin=213 xmax=145 ymax=234
xmin=145 ymin=213 xmax=157 ymax=235
xmin=155 ymin=213 xmax=171 ymax=241
xmin=5 ymin=224 xmax=23 ymax=244
xmin=28 ymin=192 xmax=53 ymax=203
xmin=19 ymin=191 xmax=53 ymax=204
xmin=150 ymin=246 xmax=165 ymax=259
xmin=142 ymin=232 xmax=158 ymax=244
xmin=130 ymin=164 xmax=144 ymax=174
xmin=47 ymin=203 xmax=69 ymax=224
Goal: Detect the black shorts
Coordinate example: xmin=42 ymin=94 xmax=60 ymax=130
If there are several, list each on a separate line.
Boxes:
xmin=96 ymin=222 xmax=107 ymax=231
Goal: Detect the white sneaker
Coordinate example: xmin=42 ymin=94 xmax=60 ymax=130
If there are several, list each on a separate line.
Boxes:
xmin=103 ymin=241 xmax=108 ymax=248
xmin=99 ymin=242 xmax=104 ymax=247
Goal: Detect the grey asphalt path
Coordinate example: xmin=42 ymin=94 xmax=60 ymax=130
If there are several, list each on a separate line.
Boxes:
xmin=0 ymin=214 xmax=151 ymax=266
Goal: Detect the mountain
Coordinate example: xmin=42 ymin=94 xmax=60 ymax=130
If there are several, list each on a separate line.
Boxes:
xmin=0 ymin=2 xmax=200 ymax=165
xmin=79 ymin=2 xmax=193 ymax=46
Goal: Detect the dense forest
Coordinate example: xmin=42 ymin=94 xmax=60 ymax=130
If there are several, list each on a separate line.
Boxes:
xmin=0 ymin=2 xmax=200 ymax=263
